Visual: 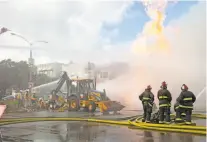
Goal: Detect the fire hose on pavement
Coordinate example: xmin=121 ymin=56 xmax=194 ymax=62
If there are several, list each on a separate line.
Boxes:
xmin=0 ymin=114 xmax=206 ymax=136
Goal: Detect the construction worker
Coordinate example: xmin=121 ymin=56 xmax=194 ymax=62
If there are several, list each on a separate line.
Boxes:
xmin=49 ymin=91 xmax=57 ymax=110
xmin=24 ymin=91 xmax=29 ymax=108
xmin=175 ymin=84 xmax=196 ymax=124
xmin=157 ymin=81 xmax=172 ymax=124
xmin=38 ymin=98 xmax=45 ymax=110
xmin=139 ymin=85 xmax=154 ymax=123
xmin=31 ymin=93 xmax=37 ymax=107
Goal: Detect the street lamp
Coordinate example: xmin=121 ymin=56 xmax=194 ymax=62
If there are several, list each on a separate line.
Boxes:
xmin=10 ymin=32 xmax=48 ymax=46
xmin=10 ymin=32 xmax=48 ymax=93
xmin=0 ymin=27 xmax=10 ymax=35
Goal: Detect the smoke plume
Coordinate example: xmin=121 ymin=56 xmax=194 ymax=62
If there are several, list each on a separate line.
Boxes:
xmin=97 ymin=1 xmax=206 ymax=110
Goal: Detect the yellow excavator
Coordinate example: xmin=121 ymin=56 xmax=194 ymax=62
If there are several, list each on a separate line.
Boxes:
xmin=50 ymin=71 xmax=125 ymax=114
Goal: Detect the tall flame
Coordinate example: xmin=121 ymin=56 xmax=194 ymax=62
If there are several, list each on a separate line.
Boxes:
xmin=132 ymin=0 xmax=170 ymax=55
xmin=123 ymin=0 xmax=173 ymax=109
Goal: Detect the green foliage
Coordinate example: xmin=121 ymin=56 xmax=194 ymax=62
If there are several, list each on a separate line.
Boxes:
xmin=0 ymin=59 xmax=54 ymax=97
xmin=0 ymin=59 xmax=29 ymax=96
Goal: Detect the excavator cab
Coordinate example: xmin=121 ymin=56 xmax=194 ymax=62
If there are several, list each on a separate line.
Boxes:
xmin=70 ymin=77 xmax=109 ymax=101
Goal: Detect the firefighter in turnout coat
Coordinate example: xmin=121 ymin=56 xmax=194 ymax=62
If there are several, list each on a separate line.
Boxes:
xmin=175 ymin=84 xmax=196 ymax=124
xmin=139 ymin=85 xmax=154 ymax=123
xmin=157 ymin=81 xmax=172 ymax=124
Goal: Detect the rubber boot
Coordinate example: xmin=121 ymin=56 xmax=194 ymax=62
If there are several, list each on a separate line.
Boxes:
xmin=146 ymin=112 xmax=151 ymax=123
xmin=142 ymin=118 xmax=145 ymax=122
xmin=159 ymin=121 xmax=164 ymax=124
xmin=185 ymin=121 xmax=192 ymax=125
xmin=174 ymin=118 xmax=185 ymax=124
xmin=164 ymin=121 xmax=171 ymax=124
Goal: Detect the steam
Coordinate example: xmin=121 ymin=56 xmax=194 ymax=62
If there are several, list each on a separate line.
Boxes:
xmin=98 ymin=1 xmax=206 ymax=110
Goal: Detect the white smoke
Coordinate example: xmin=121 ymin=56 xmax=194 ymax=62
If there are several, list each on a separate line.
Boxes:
xmin=97 ymin=1 xmax=206 ymax=111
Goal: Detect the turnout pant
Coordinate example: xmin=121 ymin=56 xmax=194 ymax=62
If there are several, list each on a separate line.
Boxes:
xmin=142 ymin=103 xmax=152 ymax=122
xmin=159 ymin=106 xmax=170 ymax=123
xmin=176 ymin=108 xmax=192 ymax=123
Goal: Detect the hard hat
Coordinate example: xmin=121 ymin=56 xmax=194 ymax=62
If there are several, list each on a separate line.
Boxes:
xmin=181 ymin=84 xmax=188 ymax=91
xmin=146 ymin=85 xmax=152 ymax=90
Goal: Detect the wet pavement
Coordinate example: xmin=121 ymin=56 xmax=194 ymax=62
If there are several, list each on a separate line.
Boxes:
xmin=0 ymin=121 xmax=205 ymax=142
xmin=3 ymin=110 xmax=205 ymax=119
xmin=2 ymin=110 xmax=139 ymax=120
xmin=1 ymin=111 xmax=206 ymax=142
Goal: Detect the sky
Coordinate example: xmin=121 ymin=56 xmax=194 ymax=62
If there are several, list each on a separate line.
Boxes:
xmin=0 ymin=0 xmax=202 ymax=64
xmin=0 ymin=0 xmax=206 ymax=110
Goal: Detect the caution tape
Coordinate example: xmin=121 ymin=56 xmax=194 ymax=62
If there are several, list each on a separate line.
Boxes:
xmin=0 ymin=116 xmax=206 ymax=136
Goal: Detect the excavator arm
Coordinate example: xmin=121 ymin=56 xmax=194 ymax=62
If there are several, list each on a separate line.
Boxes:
xmin=51 ymin=71 xmax=71 ymax=98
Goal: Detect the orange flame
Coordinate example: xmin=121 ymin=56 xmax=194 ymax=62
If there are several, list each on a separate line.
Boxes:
xmin=132 ymin=1 xmax=170 ymax=55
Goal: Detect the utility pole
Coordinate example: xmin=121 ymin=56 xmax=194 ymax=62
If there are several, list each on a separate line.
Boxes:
xmin=0 ymin=27 xmax=48 ymax=93
xmin=28 ymin=49 xmax=35 ymax=93
xmin=10 ymin=32 xmax=48 ymax=94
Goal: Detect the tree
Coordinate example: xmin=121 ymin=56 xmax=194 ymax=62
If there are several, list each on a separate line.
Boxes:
xmin=0 ymin=59 xmax=56 ymax=97
xmin=0 ymin=59 xmax=29 ymax=97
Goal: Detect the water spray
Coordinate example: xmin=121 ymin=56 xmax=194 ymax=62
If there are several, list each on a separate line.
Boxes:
xmin=196 ymin=87 xmax=206 ymax=100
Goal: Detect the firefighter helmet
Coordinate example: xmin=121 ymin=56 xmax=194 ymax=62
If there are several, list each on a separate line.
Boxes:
xmin=181 ymin=84 xmax=188 ymax=91
xmin=161 ymin=81 xmax=167 ymax=88
xmin=146 ymin=85 xmax=152 ymax=90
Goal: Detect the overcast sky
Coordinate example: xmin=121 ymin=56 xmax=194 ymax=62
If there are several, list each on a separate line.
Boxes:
xmin=0 ymin=0 xmax=204 ymax=65
xmin=1 ymin=0 xmax=205 ymax=109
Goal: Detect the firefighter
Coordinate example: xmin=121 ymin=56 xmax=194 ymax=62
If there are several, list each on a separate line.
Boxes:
xmin=175 ymin=84 xmax=196 ymax=124
xmin=157 ymin=81 xmax=172 ymax=124
xmin=139 ymin=85 xmax=154 ymax=123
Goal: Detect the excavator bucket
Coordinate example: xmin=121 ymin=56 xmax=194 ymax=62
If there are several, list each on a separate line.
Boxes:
xmin=99 ymin=101 xmax=125 ymax=113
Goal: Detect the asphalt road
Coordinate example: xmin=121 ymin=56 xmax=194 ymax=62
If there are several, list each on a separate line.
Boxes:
xmin=0 ymin=121 xmax=205 ymax=142
xmin=1 ymin=111 xmax=206 ymax=142
xmin=2 ymin=110 xmax=139 ymax=119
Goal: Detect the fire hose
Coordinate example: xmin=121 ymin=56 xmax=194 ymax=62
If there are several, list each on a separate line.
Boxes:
xmin=170 ymin=113 xmax=206 ymax=119
xmin=0 ymin=115 xmax=206 ymax=136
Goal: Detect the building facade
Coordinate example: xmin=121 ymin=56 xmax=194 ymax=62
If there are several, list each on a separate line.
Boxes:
xmin=95 ymin=62 xmax=129 ymax=81
xmin=36 ymin=61 xmax=126 ymax=82
xmin=62 ymin=62 xmax=96 ymax=79
xmin=36 ymin=62 xmax=63 ymax=78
